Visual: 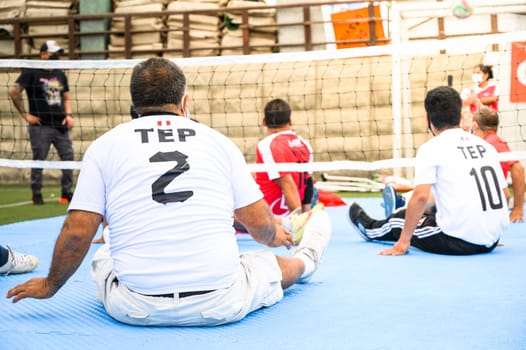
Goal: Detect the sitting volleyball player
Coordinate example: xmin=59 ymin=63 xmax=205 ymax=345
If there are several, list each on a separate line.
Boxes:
xmin=7 ymin=57 xmax=333 ymax=327
xmin=256 ymin=98 xmax=315 ymax=214
xmin=234 ymin=98 xmax=323 ymax=243
xmin=348 ymin=86 xmax=509 ymax=256
xmin=383 ymin=108 xmax=525 ymax=224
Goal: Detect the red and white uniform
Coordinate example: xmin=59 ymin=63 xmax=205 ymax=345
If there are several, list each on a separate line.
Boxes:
xmin=461 ymin=83 xmax=499 ymax=113
xmin=255 ymin=130 xmax=313 ymax=216
xmin=483 ymin=132 xmax=518 ymax=179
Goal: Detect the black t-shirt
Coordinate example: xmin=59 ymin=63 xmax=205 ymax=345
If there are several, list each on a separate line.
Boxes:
xmin=16 ymin=68 xmax=69 ymax=128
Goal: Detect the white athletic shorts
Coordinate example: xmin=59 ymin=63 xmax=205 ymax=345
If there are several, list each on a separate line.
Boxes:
xmin=90 ymin=244 xmax=284 ymax=326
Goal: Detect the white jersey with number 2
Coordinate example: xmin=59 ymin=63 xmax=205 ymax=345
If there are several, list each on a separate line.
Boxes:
xmin=69 ymin=115 xmax=263 ymax=295
xmin=414 ymin=128 xmax=509 ymax=246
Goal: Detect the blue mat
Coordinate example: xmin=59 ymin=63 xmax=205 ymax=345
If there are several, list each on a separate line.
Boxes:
xmin=2 ymin=198 xmax=525 ymax=350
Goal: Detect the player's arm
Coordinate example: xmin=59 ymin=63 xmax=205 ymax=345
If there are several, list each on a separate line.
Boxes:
xmin=379 ymin=183 xmax=431 ymax=256
xmin=479 ymin=95 xmax=498 ymax=107
xmin=275 ymin=174 xmax=302 ymax=213
xmin=509 ymin=161 xmax=525 ymax=222
xmin=7 ymin=210 xmax=102 ymax=303
xmin=235 ymin=198 xmax=292 ymax=249
xmin=8 ymin=83 xmax=39 ymax=125
xmin=62 ymin=91 xmax=74 ymax=129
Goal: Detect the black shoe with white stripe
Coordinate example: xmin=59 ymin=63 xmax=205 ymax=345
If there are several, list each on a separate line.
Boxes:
xmin=347 ymin=202 xmax=374 ymax=241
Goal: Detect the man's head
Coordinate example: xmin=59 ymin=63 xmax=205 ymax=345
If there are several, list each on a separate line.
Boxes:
xmin=264 ymin=98 xmax=291 ymax=128
xmin=39 ymin=40 xmax=64 ymax=60
xmin=424 ymin=86 xmax=462 ymax=133
xmin=472 ymin=107 xmax=499 ymax=136
xmin=130 ymin=57 xmax=187 ymax=116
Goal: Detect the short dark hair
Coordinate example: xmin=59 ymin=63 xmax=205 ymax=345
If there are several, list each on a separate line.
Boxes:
xmin=477 ymin=64 xmax=494 ymax=80
xmin=473 ymin=107 xmax=499 ymax=132
xmin=264 ymin=98 xmax=291 ymax=127
xmin=130 ymin=57 xmax=186 ymax=109
xmin=424 ymin=86 xmax=462 ymax=130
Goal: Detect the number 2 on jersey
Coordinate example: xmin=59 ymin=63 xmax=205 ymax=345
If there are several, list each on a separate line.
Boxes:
xmin=470 ymin=166 xmax=503 ymax=211
xmin=149 ymin=150 xmax=193 ymax=204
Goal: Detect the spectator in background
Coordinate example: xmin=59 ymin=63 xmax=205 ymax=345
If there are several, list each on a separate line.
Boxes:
xmin=472 ymin=108 xmax=525 ymax=222
xmin=8 ymin=40 xmax=74 ymax=205
xmin=255 ymin=98 xmax=314 ymax=215
xmin=461 ymin=64 xmax=499 ymax=113
xmin=0 ymin=245 xmax=38 ymax=275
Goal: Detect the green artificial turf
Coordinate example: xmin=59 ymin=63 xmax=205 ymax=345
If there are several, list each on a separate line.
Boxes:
xmin=0 ymin=185 xmax=69 ymax=225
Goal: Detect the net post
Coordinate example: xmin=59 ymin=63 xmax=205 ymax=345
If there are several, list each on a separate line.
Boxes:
xmin=390 ymin=1 xmax=403 ymax=178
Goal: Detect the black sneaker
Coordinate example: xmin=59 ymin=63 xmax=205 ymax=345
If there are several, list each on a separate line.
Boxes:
xmin=347 ymin=202 xmax=373 ymax=241
xmin=32 ymin=194 xmax=44 ymax=205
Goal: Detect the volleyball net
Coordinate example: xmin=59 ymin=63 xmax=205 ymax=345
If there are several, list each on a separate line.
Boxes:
xmin=0 ymin=30 xmax=525 ymax=190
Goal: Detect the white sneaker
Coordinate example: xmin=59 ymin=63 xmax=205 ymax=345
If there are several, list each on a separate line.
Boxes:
xmin=292 ymin=209 xmax=332 ymax=282
xmin=0 ymin=245 xmax=39 ymax=275
xmin=282 ymin=203 xmax=325 ymax=245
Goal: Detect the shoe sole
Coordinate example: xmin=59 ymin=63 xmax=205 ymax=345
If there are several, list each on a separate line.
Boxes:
xmin=295 ymin=209 xmax=332 ymax=261
xmin=293 ymin=203 xmax=325 ymax=245
xmin=382 ymin=185 xmax=396 ymax=218
xmin=304 ymin=210 xmax=332 ymax=245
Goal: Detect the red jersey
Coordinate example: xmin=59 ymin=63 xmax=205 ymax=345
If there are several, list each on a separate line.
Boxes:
xmin=255 ymin=130 xmax=313 ymax=216
xmin=484 ymin=132 xmax=517 ymax=179
xmin=462 ymin=83 xmax=499 ymax=113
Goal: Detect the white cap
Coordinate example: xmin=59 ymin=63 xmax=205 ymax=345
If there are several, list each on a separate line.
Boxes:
xmin=40 ymin=40 xmax=64 ymax=54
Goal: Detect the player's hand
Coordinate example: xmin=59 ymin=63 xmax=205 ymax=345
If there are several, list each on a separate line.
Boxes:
xmin=271 ymin=225 xmax=293 ymax=250
xmin=378 ymin=241 xmax=409 ymax=256
xmin=24 ymin=113 xmax=41 ymax=125
xmin=62 ymin=115 xmax=74 ymax=129
xmin=6 ymin=278 xmax=55 ymax=303
xmin=509 ymin=208 xmax=524 ymax=223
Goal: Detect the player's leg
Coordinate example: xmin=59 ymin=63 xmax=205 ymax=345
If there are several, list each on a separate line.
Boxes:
xmin=280 ymin=209 xmax=332 ymax=286
xmin=382 ymin=184 xmax=407 ymax=217
xmin=348 ymin=202 xmax=406 ymax=241
xmin=52 ymin=128 xmax=74 ymax=202
xmin=409 ymin=217 xmax=498 ymax=255
xmin=28 ymin=125 xmax=53 ymax=204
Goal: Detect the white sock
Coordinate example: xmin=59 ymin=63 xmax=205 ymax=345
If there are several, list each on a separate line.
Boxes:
xmin=294 ymin=251 xmax=316 ymax=281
